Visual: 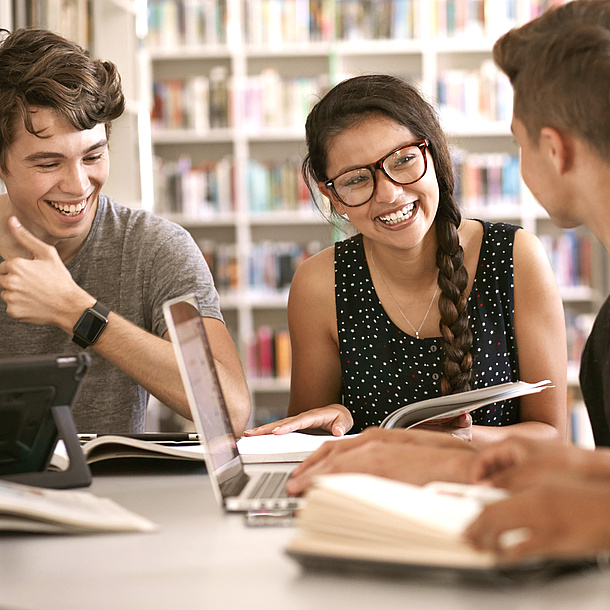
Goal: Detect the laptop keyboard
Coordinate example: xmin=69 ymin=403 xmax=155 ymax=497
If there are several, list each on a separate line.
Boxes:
xmin=246 ymin=471 xmax=290 ymax=499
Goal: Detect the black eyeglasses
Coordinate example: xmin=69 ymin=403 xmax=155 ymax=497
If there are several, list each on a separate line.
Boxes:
xmin=324 ymin=139 xmax=429 ymax=207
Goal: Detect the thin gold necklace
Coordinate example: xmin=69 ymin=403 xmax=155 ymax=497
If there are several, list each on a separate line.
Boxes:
xmin=369 ymin=247 xmax=439 ymax=340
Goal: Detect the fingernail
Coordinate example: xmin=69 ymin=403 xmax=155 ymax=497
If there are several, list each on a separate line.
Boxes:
xmin=10 ymin=216 xmax=21 ymax=227
xmin=272 ymin=426 xmax=280 ymax=433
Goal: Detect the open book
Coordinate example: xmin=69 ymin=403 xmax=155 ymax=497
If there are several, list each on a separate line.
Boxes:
xmin=51 ymin=432 xmax=343 ymax=470
xmin=380 ymin=380 xmax=553 ymax=429
xmin=286 ymin=473 xmax=596 ymax=581
xmin=0 ymin=479 xmax=156 ymax=534
xmin=50 ymin=436 xmax=207 ymax=471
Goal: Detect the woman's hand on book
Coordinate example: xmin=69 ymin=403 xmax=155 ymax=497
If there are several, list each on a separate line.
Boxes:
xmin=243 ymin=404 xmax=353 ymax=437
xmin=412 ymin=413 xmax=473 ymax=442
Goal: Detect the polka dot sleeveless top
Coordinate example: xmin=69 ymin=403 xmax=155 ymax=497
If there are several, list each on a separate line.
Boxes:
xmin=335 ymin=220 xmax=520 ymax=433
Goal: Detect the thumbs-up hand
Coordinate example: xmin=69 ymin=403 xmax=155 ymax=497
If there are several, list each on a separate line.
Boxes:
xmin=0 ymin=216 xmax=93 ymax=333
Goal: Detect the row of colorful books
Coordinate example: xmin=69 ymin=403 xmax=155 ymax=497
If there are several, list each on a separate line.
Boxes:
xmin=23 ymin=0 xmax=90 ymax=48
xmin=242 ymin=69 xmax=329 ymax=131
xmin=248 ymin=241 xmax=321 ymax=291
xmin=242 ymin=0 xmax=333 ymax=45
xmin=453 ymin=152 xmax=520 ymax=208
xmin=437 ymin=61 xmax=513 ymax=125
xmin=196 ymin=240 xmax=321 ymax=292
xmin=151 ymin=68 xmax=231 ymax=131
xmin=147 ymin=0 xmax=228 ymax=47
xmin=152 ymin=154 xmax=317 ymax=215
xmin=539 ymin=232 xmax=595 ymax=290
xmin=247 ymin=158 xmax=313 ymax=213
xmin=151 ymin=69 xmax=328 ymax=133
xmin=547 ymin=232 xmax=596 ymax=291
xmin=322 ymin=0 xmax=421 ymax=42
xmin=147 ymin=0 xmax=566 ymax=47
xmin=246 ymin=326 xmax=292 ymax=379
xmin=197 ymin=241 xmax=239 ymax=292
xmin=152 ymin=156 xmax=235 ymax=217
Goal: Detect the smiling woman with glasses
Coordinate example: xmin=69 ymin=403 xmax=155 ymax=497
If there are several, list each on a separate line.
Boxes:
xmin=244 ymin=74 xmax=567 ymax=451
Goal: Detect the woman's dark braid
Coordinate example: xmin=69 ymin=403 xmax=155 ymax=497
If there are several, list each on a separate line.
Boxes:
xmin=435 ymin=209 xmax=473 ymax=395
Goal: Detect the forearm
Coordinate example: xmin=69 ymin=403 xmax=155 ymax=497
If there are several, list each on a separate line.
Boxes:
xmin=90 ymin=312 xmax=193 ymax=419
xmin=471 ymin=420 xmax=564 ymax=449
xmin=211 ymin=355 xmax=251 ymax=437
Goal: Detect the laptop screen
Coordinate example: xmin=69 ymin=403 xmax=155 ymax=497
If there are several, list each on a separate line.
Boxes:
xmin=164 ymin=298 xmax=241 ymax=479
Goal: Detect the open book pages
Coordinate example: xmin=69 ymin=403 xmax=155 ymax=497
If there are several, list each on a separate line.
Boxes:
xmin=0 ymin=479 xmax=157 ymax=534
xmin=287 ymin=473 xmax=509 ymax=570
xmin=50 ymin=436 xmax=207 ymax=471
xmin=380 ymin=379 xmax=553 ymax=429
xmin=51 ymin=432 xmax=349 ymax=471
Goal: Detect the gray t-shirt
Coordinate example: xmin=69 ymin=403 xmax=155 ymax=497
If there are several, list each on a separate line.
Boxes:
xmin=0 ymin=194 xmax=222 ymax=433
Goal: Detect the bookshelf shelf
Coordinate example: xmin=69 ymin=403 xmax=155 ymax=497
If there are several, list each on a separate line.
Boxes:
xmin=148 ymin=46 xmax=232 ymax=60
xmin=145 ymin=0 xmax=603 ymax=428
xmin=152 ymin=129 xmax=236 ymax=144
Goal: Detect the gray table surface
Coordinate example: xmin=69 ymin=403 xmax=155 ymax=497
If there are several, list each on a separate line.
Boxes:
xmin=3 ymin=461 xmax=610 ymax=610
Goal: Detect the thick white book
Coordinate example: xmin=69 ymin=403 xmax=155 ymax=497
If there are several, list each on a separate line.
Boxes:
xmin=237 ymin=433 xmax=346 ymax=463
xmin=286 ymin=473 xmax=596 ymax=581
xmin=0 ymin=479 xmax=156 ymax=534
xmin=380 ymin=380 xmax=553 ymax=429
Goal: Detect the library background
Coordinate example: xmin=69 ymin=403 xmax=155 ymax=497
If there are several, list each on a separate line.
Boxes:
xmin=2 ymin=0 xmax=600 ymax=445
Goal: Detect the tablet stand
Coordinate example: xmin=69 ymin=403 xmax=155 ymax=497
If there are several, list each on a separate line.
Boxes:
xmin=2 ymin=405 xmax=92 ymax=489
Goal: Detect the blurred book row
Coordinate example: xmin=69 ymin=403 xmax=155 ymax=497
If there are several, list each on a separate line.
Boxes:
xmin=147 ymin=0 xmax=561 ymax=47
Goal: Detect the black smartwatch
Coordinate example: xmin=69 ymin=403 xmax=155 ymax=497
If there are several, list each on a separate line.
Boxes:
xmin=72 ymin=301 xmax=110 ymax=348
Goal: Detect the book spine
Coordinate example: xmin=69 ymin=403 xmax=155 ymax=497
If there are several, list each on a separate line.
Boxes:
xmin=196 ymin=241 xmax=239 ymax=293
xmin=246 ymin=327 xmax=292 ymax=379
xmin=538 ymin=231 xmax=594 ymax=289
xmin=152 ymin=156 xmax=235 ymax=216
xmin=452 ymin=151 xmax=520 ymax=210
xmin=248 ymin=241 xmax=320 ymax=291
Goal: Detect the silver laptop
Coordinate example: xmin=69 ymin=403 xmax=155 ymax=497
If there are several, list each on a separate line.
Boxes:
xmin=163 ymin=294 xmax=302 ymax=513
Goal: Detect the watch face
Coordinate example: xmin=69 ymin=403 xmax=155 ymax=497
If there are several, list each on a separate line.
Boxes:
xmin=77 ymin=310 xmax=107 ymax=342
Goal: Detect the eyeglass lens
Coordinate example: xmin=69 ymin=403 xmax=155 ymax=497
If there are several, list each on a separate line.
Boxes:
xmin=333 ymin=143 xmax=426 ymax=206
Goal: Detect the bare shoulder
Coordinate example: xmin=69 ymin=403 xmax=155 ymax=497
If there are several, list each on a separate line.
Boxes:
xmin=512 ymin=227 xmax=556 ymax=284
xmin=290 ymin=245 xmax=335 ymax=298
xmin=288 ymin=245 xmax=336 ymax=326
xmin=512 ymin=226 xmax=547 ymax=258
xmin=457 ymin=218 xmax=484 ymax=249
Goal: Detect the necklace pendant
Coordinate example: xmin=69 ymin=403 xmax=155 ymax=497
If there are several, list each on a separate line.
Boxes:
xmin=415 ymin=331 xmax=420 ymax=340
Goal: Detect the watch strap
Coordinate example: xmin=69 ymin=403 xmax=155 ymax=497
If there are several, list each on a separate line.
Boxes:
xmin=90 ymin=301 xmax=110 ymax=319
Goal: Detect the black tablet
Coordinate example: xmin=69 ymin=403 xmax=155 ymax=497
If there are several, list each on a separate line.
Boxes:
xmin=0 ymin=353 xmax=91 ymax=487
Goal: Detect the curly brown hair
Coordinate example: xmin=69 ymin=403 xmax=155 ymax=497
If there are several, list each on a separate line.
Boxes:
xmin=302 ymin=74 xmax=473 ymax=395
xmin=0 ymin=28 xmax=125 ymax=174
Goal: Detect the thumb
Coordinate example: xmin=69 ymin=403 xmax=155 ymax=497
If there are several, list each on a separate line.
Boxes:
xmin=8 ymin=216 xmax=51 ymax=258
xmin=456 ymin=413 xmax=473 ymax=428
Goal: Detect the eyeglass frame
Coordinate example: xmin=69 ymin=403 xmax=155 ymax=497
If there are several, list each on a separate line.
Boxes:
xmin=323 ymin=139 xmax=430 ymax=208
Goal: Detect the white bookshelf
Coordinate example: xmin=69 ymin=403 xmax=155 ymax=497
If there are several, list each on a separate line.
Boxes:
xmin=144 ymin=0 xmax=607 ymax=428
